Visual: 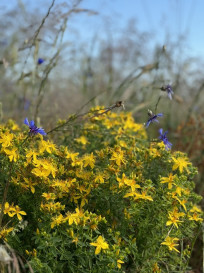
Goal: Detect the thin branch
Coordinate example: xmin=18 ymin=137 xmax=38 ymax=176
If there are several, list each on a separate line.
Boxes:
xmin=34 ymin=51 xmax=59 ymax=121
xmin=32 ymin=0 xmax=56 ymax=45
xmin=18 ymin=0 xmax=56 ymax=80
xmin=47 ymin=101 xmax=124 ymax=134
xmin=154 ymin=95 xmax=162 ymax=113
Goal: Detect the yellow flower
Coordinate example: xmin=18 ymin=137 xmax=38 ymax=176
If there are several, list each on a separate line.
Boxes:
xmin=117 ymin=259 xmax=124 ymax=269
xmin=117 ymin=173 xmax=140 ymax=191
xmin=26 ymin=150 xmax=39 ymax=164
xmin=51 ymin=214 xmax=64 ymax=228
xmin=52 ymin=179 xmax=71 ymax=193
xmin=149 ymin=147 xmax=161 ymax=158
xmin=94 ymin=173 xmax=105 ymax=184
xmin=66 ymin=208 xmax=84 ymax=225
xmin=0 ymin=227 xmax=14 ymax=240
xmin=75 ymin=136 xmax=88 ymax=145
xmin=122 ymin=113 xmax=142 ymax=132
xmin=124 ymin=190 xmax=153 ymax=201
xmin=42 ymin=193 xmax=56 ymax=201
xmin=139 ymin=191 xmax=153 ymax=201
xmin=12 ymin=205 xmax=27 ymax=221
xmin=90 ymin=235 xmax=109 ymax=255
xmin=166 ymin=207 xmax=185 ymax=228
xmin=116 ymin=173 xmax=127 ymax=188
xmin=4 ymin=148 xmax=18 ymax=162
xmin=188 ymin=213 xmax=203 ymax=222
xmin=126 ymin=179 xmax=140 ymax=192
xmin=32 ymin=166 xmax=50 ymax=178
xmin=190 ymin=205 xmax=202 ymax=213
xmin=176 ymin=198 xmax=187 ymax=212
xmin=6 ymin=120 xmax=19 ymax=130
xmin=4 ymin=202 xmax=15 ymax=217
xmin=110 ymin=148 xmax=126 ymax=166
xmin=23 ymin=178 xmax=37 ymax=193
xmin=161 ymin=236 xmax=180 ymax=252
xmin=3 ymin=202 xmax=11 ymax=214
xmin=32 ymin=159 xmax=57 ymax=178
xmin=65 ymin=148 xmax=79 ymax=161
xmin=117 ymin=140 xmax=127 ymax=148
xmin=103 ymin=117 xmax=120 ymax=129
xmin=175 ymin=186 xmax=183 ymax=197
xmin=160 ymin=173 xmax=176 ymax=189
xmin=172 ymin=157 xmax=190 ymax=173
xmin=39 ymin=139 xmax=56 ymax=154
xmin=153 ymin=263 xmax=161 ymax=273
xmin=83 ymin=153 xmax=95 ymax=169
xmin=188 ymin=206 xmax=203 ymax=222
xmin=72 ymin=236 xmax=79 ymax=245
xmin=41 ymin=202 xmax=65 ymax=213
xmin=0 ymin=132 xmax=13 ymax=148
xmin=134 ymin=191 xmax=153 ymax=201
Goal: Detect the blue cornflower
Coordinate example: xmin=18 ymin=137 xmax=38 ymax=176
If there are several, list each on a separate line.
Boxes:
xmin=145 ymin=110 xmax=163 ymax=128
xmin=37 ymin=58 xmax=45 ymax=65
xmin=158 ymin=128 xmax=172 ymax=150
xmin=160 ymin=84 xmax=174 ymax=100
xmin=24 ymin=118 xmax=47 ymax=136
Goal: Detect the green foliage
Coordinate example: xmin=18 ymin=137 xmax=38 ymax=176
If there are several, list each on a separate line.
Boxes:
xmin=0 ymin=110 xmax=202 ymax=272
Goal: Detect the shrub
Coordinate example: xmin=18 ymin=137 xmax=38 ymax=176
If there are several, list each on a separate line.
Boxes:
xmin=0 ymin=110 xmax=202 ymax=272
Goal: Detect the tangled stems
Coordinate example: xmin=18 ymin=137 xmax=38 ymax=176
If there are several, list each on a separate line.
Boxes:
xmin=47 ymin=101 xmax=124 ymax=134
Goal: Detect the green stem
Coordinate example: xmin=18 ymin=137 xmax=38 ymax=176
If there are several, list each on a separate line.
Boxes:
xmin=0 ymin=179 xmax=10 ymax=230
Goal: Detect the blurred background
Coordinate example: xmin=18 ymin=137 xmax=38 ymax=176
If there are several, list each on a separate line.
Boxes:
xmin=0 ymin=0 xmax=203 ymax=270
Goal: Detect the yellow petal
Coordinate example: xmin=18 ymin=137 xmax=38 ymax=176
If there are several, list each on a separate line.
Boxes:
xmin=95 ymin=246 xmax=101 ymax=255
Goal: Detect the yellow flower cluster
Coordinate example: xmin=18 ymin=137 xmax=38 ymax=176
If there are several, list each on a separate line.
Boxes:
xmin=0 ymin=110 xmax=202 ymax=272
xmin=50 ymin=208 xmax=105 ymax=230
xmin=3 ymin=202 xmax=26 ymax=220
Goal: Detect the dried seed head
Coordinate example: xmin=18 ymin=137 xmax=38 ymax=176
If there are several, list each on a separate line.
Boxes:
xmin=115 ymin=101 xmax=125 ymax=109
xmin=148 ymin=109 xmax=153 ymax=117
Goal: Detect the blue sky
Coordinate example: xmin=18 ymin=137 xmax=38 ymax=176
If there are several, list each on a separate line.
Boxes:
xmin=77 ymin=0 xmax=203 ymax=56
xmin=2 ymin=0 xmax=204 ymax=57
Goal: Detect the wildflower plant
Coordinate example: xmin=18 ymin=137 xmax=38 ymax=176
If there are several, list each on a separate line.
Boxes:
xmin=158 ymin=128 xmax=172 ymax=150
xmin=145 ymin=109 xmax=163 ymax=128
xmin=160 ymin=84 xmax=174 ymax=100
xmin=0 ymin=109 xmax=202 ymax=273
xmin=24 ymin=118 xmax=47 ymax=136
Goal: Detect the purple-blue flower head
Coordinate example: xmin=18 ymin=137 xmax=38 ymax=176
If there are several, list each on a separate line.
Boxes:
xmin=37 ymin=58 xmax=45 ymax=65
xmin=160 ymin=84 xmax=174 ymax=100
xmin=145 ymin=110 xmax=163 ymax=128
xmin=24 ymin=118 xmax=47 ymax=136
xmin=158 ymin=128 xmax=172 ymax=150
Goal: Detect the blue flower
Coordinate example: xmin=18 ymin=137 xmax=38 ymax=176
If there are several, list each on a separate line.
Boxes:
xmin=37 ymin=58 xmax=45 ymax=65
xmin=145 ymin=110 xmax=163 ymax=128
xmin=160 ymin=84 xmax=174 ymax=100
xmin=158 ymin=128 xmax=172 ymax=150
xmin=24 ymin=118 xmax=47 ymax=136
